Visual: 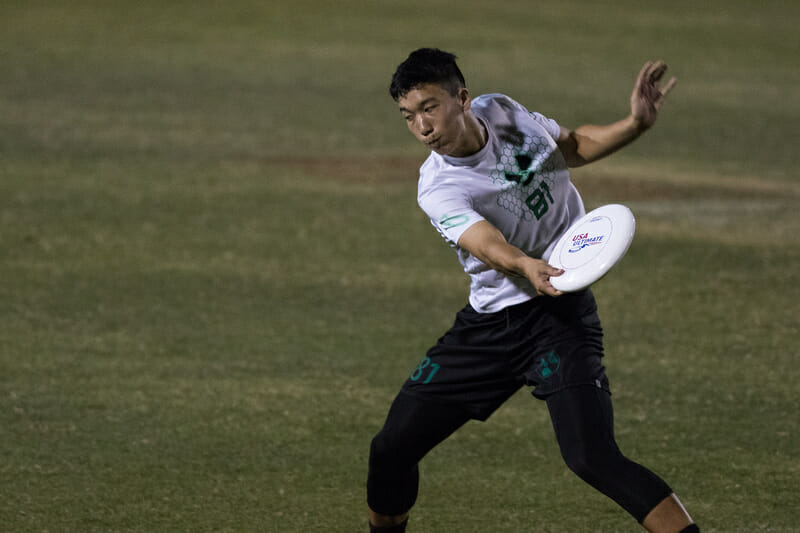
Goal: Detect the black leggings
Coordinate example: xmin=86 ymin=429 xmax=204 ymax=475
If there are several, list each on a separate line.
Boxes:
xmin=546 ymin=385 xmax=673 ymax=522
xmin=367 ymin=387 xmax=672 ymax=522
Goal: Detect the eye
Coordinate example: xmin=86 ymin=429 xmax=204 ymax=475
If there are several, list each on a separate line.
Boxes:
xmin=424 ymin=105 xmax=437 ymax=113
xmin=403 ymin=114 xmax=413 ymax=122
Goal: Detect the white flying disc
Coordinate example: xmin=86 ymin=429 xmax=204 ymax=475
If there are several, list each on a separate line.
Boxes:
xmin=548 ymin=204 xmax=635 ymax=292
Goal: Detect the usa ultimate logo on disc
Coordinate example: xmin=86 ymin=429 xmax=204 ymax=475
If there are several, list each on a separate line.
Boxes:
xmin=548 ymin=204 xmax=636 ymax=292
xmin=560 ymin=215 xmax=613 ymax=270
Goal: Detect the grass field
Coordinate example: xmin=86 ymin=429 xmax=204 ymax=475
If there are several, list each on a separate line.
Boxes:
xmin=1 ymin=1 xmax=798 ymax=531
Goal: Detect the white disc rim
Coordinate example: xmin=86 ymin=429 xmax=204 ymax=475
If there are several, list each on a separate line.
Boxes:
xmin=548 ymin=204 xmax=635 ymax=292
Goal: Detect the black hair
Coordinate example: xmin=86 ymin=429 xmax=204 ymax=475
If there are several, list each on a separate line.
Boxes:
xmin=389 ymin=48 xmax=466 ymax=101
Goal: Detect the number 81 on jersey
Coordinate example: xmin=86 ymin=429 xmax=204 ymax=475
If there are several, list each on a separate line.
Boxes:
xmin=525 ymin=181 xmax=554 ymax=220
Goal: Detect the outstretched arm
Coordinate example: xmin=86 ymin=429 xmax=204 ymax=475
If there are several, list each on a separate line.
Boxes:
xmin=557 ymin=61 xmax=677 ymax=168
xmin=458 ymin=220 xmax=564 ymax=297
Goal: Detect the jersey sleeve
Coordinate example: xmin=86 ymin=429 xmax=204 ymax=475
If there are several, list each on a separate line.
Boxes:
xmin=528 ymin=111 xmax=561 ymax=142
xmin=476 ymin=94 xmax=562 ymax=142
xmin=418 ymin=183 xmax=485 ymax=247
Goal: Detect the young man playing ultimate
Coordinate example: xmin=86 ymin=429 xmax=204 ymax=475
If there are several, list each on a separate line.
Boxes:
xmin=367 ymin=48 xmax=699 ymax=532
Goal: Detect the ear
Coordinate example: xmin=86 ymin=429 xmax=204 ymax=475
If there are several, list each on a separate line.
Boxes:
xmin=457 ymin=87 xmax=471 ymax=111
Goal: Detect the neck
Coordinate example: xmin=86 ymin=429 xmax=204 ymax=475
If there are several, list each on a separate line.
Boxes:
xmin=449 ymin=111 xmax=487 ymax=158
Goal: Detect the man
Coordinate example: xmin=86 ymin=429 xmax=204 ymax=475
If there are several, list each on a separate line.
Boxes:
xmin=367 ymin=48 xmax=697 ymax=532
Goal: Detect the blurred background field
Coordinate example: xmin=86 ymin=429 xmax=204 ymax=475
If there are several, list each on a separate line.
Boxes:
xmin=1 ymin=1 xmax=798 ymax=531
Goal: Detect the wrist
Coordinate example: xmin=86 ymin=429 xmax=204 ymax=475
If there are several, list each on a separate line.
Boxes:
xmin=627 ymin=113 xmax=652 ymax=135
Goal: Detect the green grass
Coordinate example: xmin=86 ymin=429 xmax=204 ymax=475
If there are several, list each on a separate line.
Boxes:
xmin=1 ymin=1 xmax=799 ymax=531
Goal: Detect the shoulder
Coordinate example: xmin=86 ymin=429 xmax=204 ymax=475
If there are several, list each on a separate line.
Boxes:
xmin=528 ymin=111 xmax=561 ymax=140
xmin=418 ymin=152 xmax=445 ymax=192
xmin=472 ymin=94 xmax=561 ymax=140
xmin=472 ymin=93 xmax=529 ymax=116
xmin=418 ymin=160 xmax=464 ymax=203
xmin=419 ymin=151 xmax=441 ymax=175
xmin=417 ymin=154 xmax=446 ymax=203
xmin=417 ymin=160 xmax=474 ymax=215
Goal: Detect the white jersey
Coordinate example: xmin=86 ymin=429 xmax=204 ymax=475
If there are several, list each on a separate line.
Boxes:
xmin=417 ymin=93 xmax=585 ymax=313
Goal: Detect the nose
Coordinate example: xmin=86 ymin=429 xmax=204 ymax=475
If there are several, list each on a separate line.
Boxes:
xmin=415 ymin=115 xmax=433 ymax=137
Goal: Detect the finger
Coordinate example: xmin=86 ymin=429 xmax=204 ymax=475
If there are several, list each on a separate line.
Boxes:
xmin=640 ymin=60 xmax=659 ymax=81
xmin=640 ymin=63 xmax=671 ymax=103
xmin=536 ymin=267 xmax=565 ymax=297
xmin=549 ymin=287 xmax=564 ymax=298
xmin=661 ymin=76 xmax=677 ymax=98
xmin=636 ymin=61 xmax=652 ymax=87
xmin=538 ymin=282 xmax=563 ymax=298
xmin=650 ymin=62 xmax=667 ymax=83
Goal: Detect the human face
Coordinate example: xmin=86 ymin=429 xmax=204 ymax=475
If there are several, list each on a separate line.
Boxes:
xmin=397 ymin=83 xmax=473 ymax=157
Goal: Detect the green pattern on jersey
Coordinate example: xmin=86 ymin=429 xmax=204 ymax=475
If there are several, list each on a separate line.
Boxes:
xmin=489 ymin=136 xmax=558 ymax=221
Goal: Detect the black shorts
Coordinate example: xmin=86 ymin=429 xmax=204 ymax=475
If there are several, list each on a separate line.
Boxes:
xmin=401 ymin=289 xmax=609 ymax=421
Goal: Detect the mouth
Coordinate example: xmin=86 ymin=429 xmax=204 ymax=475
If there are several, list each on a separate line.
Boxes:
xmin=425 ymin=137 xmax=440 ymax=147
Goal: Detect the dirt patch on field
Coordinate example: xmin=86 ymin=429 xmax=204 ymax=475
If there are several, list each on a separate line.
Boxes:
xmin=263 ymin=155 xmax=421 ymax=184
xmin=570 ymin=175 xmax=780 ymax=202
xmin=264 ymin=155 xmax=794 ymax=200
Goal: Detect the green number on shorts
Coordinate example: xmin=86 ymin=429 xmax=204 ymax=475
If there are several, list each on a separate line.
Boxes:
xmin=410 ymin=357 xmax=440 ymax=384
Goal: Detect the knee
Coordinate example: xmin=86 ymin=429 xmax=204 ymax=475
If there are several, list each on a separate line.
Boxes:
xmin=560 ymin=445 xmax=593 ymax=481
xmin=367 ymin=430 xmax=420 ymax=516
xmin=369 ymin=429 xmax=412 ymax=472
xmin=369 ymin=430 xmax=392 ymax=469
xmin=560 ymin=441 xmax=620 ymax=484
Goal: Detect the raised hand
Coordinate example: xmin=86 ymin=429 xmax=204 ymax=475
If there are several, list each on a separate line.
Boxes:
xmin=631 ymin=60 xmax=677 ymax=130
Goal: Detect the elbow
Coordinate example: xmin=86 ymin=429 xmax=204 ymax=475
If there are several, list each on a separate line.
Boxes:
xmin=565 ymin=154 xmax=590 ymax=168
xmin=558 ymin=130 xmax=591 ymax=168
xmin=478 ymin=243 xmax=527 ymax=277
